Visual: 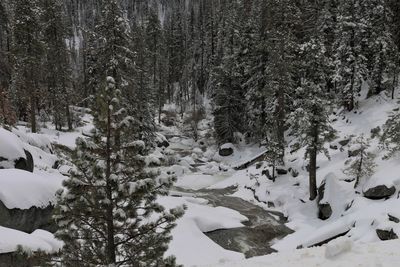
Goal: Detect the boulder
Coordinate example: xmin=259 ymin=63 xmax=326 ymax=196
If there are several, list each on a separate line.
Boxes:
xmin=219 ymin=143 xmax=234 ymax=157
xmin=376 ymin=229 xmax=398 ymax=241
xmin=348 ymin=148 xmax=361 ymax=157
xmin=262 ymin=169 xmax=274 ymax=181
xmin=317 ymin=174 xmax=344 ymax=220
xmin=338 ymin=139 xmax=351 ymax=147
xmin=276 ymin=168 xmax=288 ymax=175
xmin=329 ymin=144 xmax=338 ymax=150
xmin=388 ymin=214 xmax=400 ymax=223
xmin=157 ymin=140 xmax=170 ymax=148
xmin=14 ymin=150 xmax=34 ymax=172
xmin=363 ymin=185 xmax=396 ymax=200
xmin=288 ymin=168 xmax=299 ymax=178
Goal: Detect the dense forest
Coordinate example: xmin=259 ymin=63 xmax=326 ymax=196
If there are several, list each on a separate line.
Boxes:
xmin=1 ymin=0 xmax=400 ymax=266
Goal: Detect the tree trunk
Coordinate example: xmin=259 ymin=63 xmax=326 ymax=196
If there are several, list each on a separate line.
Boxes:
xmin=309 ymin=125 xmax=319 ymax=200
xmin=30 ymin=91 xmax=37 ymax=133
xmin=309 ymin=147 xmax=318 ymax=200
xmin=105 ymin=99 xmax=116 ymax=265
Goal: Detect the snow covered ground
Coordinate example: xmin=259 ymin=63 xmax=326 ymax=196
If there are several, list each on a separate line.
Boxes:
xmin=204 ymin=238 xmax=400 ymax=267
xmin=2 ymin=90 xmax=400 ymax=265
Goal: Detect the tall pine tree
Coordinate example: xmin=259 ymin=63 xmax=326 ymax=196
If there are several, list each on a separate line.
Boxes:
xmin=54 ymin=76 xmax=183 ymax=266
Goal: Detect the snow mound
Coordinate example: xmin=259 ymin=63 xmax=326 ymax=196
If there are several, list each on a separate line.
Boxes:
xmin=325 ymin=236 xmax=353 ymax=258
xmin=0 ymin=169 xmax=63 ymax=209
xmin=160 ymin=196 xmax=247 ymax=266
xmin=204 ymin=239 xmax=400 ymax=267
xmin=0 ymin=227 xmax=62 ymax=254
xmin=0 ymin=128 xmax=26 ymax=168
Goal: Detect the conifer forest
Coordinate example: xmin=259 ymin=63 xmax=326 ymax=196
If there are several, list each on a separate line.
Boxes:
xmin=1 ymin=0 xmax=400 ymax=266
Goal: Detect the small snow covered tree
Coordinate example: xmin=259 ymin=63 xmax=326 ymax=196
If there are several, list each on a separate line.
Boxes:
xmin=343 ymin=135 xmax=376 ymax=188
xmin=54 ymin=77 xmax=183 ymax=266
xmin=381 ymin=108 xmax=400 ymax=157
xmin=264 ymin=139 xmax=284 ymax=182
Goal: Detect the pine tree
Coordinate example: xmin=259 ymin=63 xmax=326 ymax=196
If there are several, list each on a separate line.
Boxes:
xmin=344 ymin=135 xmax=376 ymax=188
xmin=40 ymin=0 xmax=73 ymax=130
xmin=212 ymin=54 xmax=245 ymax=144
xmin=365 ymin=0 xmax=399 ymax=97
xmin=10 ymin=0 xmax=44 ymax=133
xmin=333 ymin=0 xmax=369 ymax=111
xmin=54 ymin=77 xmax=184 ymax=266
xmin=290 ymin=36 xmax=336 ymax=200
xmin=381 ymin=108 xmax=400 ymax=157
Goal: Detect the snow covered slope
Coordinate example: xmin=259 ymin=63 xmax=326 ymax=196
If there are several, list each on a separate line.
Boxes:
xmin=204 ymin=238 xmax=400 ymax=267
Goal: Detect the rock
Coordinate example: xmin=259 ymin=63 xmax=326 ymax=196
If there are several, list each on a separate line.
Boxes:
xmin=288 ymin=167 xmax=299 ymax=178
xmin=52 ymin=160 xmax=60 ymax=169
xmin=388 ymin=214 xmax=400 ymax=223
xmin=338 ymin=139 xmax=351 ymax=146
xmin=370 ymin=126 xmax=381 ymax=138
xmin=317 ymin=178 xmax=332 ymax=220
xmin=14 ymin=150 xmax=34 ymax=173
xmin=0 ymin=200 xmax=55 ymax=233
xmin=376 ymin=229 xmax=398 ymax=241
xmin=157 ymin=140 xmax=170 ymax=148
xmin=219 ymin=143 xmax=234 ymax=157
xmin=255 ymin=162 xmax=263 ymax=169
xmin=330 ymin=144 xmax=338 ymax=150
xmin=276 ymin=168 xmax=288 ymax=175
xmin=363 ymin=185 xmax=396 ymax=200
xmin=348 ymin=148 xmax=361 ymax=157
xmin=262 ymin=169 xmax=273 ymax=181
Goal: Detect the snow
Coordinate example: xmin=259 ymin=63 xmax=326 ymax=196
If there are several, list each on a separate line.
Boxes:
xmin=0 ymin=128 xmax=26 ymax=168
xmin=175 ymin=174 xmax=228 ymax=190
xmin=203 ymin=239 xmax=400 ymax=267
xmin=160 ymin=196 xmax=247 ymax=266
xmin=0 ymin=227 xmax=62 ymax=254
xmin=0 ymin=169 xmax=63 ymax=209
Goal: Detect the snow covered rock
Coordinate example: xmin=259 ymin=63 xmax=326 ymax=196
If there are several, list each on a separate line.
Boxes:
xmin=0 ymin=169 xmax=63 ymax=232
xmin=363 ymin=185 xmax=396 ymax=200
xmin=14 ymin=150 xmax=34 ymax=172
xmin=0 ymin=128 xmax=34 ymax=172
xmin=0 ymin=201 xmax=55 ymax=233
xmin=0 ymin=227 xmax=62 ymax=265
xmin=219 ymin=143 xmax=234 ymax=157
xmin=338 ymin=138 xmax=351 ymax=146
xmin=317 ymin=173 xmax=350 ymax=221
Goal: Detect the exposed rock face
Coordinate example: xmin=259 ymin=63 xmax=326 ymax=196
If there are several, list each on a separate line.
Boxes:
xmin=376 ymin=229 xmax=398 ymax=240
xmin=338 ymin=139 xmax=351 ymax=146
xmin=276 ymin=168 xmax=288 ymax=175
xmin=329 ymin=144 xmax=338 ymax=150
xmin=14 ymin=150 xmax=34 ymax=172
xmin=0 ymin=201 xmax=55 ymax=233
xmin=348 ymin=148 xmax=361 ymax=157
xmin=363 ymin=185 xmax=396 ymax=200
xmin=157 ymin=140 xmax=170 ymax=148
xmin=219 ymin=144 xmax=234 ymax=157
xmin=317 ymin=178 xmax=332 ymax=220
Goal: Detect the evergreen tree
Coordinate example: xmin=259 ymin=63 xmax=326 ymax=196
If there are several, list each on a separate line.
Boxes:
xmin=10 ymin=0 xmax=44 ymax=133
xmin=212 ymin=54 xmax=245 ymax=144
xmin=40 ymin=0 xmax=73 ymax=130
xmin=333 ymin=0 xmax=369 ymax=111
xmin=54 ymin=77 xmax=184 ymax=266
xmin=381 ymin=108 xmax=400 ymax=157
xmin=290 ymin=37 xmax=335 ymax=200
xmin=343 ymin=135 xmax=376 ymax=188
